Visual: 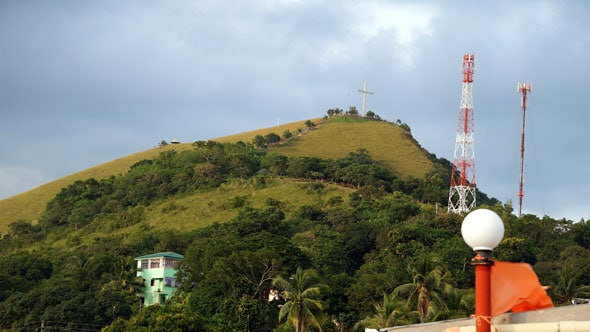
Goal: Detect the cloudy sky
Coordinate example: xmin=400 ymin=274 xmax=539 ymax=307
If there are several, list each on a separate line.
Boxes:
xmin=1 ymin=0 xmax=589 ymax=221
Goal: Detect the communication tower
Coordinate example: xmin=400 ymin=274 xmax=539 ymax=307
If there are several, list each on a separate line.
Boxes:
xmin=448 ymin=54 xmax=476 ymax=213
xmin=517 ymin=82 xmax=532 ymax=217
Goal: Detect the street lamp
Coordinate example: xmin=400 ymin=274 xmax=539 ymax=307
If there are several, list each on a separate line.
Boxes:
xmin=461 ymin=209 xmax=504 ymax=332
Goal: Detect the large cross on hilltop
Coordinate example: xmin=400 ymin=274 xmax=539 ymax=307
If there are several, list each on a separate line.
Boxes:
xmin=357 ymin=81 xmax=374 ymax=115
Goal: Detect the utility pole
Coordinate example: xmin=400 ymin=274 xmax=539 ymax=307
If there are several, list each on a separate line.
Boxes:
xmin=448 ymin=54 xmax=477 ymax=213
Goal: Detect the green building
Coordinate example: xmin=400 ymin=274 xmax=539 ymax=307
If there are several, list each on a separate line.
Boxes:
xmin=135 ymin=252 xmax=183 ymax=306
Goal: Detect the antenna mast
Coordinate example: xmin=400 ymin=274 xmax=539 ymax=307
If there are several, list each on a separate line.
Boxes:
xmin=448 ymin=54 xmax=476 ymax=213
xmin=517 ymin=82 xmax=532 ymax=217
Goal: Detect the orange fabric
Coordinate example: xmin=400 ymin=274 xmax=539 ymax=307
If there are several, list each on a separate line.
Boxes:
xmin=490 ymin=261 xmax=553 ymax=316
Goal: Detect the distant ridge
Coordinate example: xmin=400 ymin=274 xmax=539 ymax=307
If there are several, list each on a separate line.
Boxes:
xmin=0 ymin=117 xmax=434 ymax=232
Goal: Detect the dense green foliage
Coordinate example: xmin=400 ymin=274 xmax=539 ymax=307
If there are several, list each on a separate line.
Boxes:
xmin=0 ymin=141 xmax=588 ymax=331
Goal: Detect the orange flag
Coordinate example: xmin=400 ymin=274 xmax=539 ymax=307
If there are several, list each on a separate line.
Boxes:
xmin=490 ymin=261 xmax=553 ymax=316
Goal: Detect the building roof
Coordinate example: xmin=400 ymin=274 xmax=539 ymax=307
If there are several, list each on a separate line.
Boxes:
xmin=134 ymin=251 xmax=184 ymax=260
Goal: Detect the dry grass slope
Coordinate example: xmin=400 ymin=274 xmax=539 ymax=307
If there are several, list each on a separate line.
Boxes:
xmin=275 ymin=118 xmax=432 ymax=178
xmin=0 ymin=144 xmax=192 ymax=233
xmin=141 ymin=179 xmax=352 ymax=232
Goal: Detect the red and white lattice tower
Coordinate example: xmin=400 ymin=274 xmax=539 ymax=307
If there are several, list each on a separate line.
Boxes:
xmin=517 ymin=82 xmax=532 ymax=217
xmin=448 ymin=54 xmax=476 ymax=213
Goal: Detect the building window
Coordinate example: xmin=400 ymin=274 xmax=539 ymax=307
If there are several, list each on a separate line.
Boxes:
xmin=150 ymin=260 xmax=160 ymax=268
xmin=141 ymin=260 xmax=149 ymax=270
xmin=163 ymin=258 xmax=179 ymax=268
xmin=165 ymin=277 xmax=179 ymax=287
xmin=150 ymin=278 xmax=157 ymax=287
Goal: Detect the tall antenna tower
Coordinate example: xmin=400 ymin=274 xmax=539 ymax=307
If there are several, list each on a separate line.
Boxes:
xmin=517 ymin=82 xmax=532 ymax=217
xmin=448 ymin=54 xmax=476 ymax=213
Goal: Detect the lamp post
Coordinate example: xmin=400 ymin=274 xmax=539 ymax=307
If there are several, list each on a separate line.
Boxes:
xmin=461 ymin=209 xmax=504 ymax=332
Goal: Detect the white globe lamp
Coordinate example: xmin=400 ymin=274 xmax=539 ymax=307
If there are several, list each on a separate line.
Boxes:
xmin=461 ymin=209 xmax=504 ymax=253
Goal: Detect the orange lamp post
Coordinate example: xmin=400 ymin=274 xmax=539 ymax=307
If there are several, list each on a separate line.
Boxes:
xmin=461 ymin=209 xmax=505 ymax=332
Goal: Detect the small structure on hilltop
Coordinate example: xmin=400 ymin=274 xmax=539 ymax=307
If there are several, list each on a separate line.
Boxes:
xmin=357 ymin=81 xmax=374 ymax=116
xmin=135 ymin=251 xmax=183 ymax=306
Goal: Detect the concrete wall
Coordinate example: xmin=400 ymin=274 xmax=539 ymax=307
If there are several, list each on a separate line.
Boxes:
xmin=500 ymin=304 xmax=590 ymax=324
xmin=379 ymin=304 xmax=590 ymax=332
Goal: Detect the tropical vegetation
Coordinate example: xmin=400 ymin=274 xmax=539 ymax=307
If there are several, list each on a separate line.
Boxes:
xmin=0 ymin=116 xmax=588 ymax=331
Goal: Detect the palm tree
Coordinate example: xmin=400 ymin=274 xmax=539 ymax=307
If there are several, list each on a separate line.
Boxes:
xmin=101 ymin=256 xmax=144 ymax=294
xmin=357 ymin=292 xmax=411 ymax=329
xmin=394 ymin=255 xmax=455 ymax=323
xmin=272 ymin=267 xmax=325 ymax=332
xmin=554 ymin=263 xmax=590 ymax=304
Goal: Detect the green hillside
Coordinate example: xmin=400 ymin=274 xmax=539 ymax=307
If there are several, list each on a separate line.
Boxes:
xmin=0 ymin=117 xmax=433 ymax=233
xmin=0 ymin=115 xmax=586 ymax=332
xmin=146 ymin=180 xmax=352 ymax=230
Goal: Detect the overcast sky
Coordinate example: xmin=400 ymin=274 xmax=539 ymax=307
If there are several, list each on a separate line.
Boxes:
xmin=1 ymin=0 xmax=589 ymax=221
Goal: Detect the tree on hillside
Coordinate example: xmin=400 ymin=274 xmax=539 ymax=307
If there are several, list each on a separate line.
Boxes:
xmin=282 ymin=130 xmax=293 ymax=140
xmin=326 ymin=108 xmax=343 ymax=117
xmin=558 ymin=245 xmax=590 ymax=286
xmin=272 ymin=268 xmax=326 ymax=332
xmin=394 ymin=255 xmax=455 ymax=323
xmin=99 ymin=255 xmax=144 ymax=295
xmin=304 ymin=120 xmax=315 ymax=130
xmin=253 ymin=135 xmax=266 ymax=148
xmin=347 ymin=106 xmax=358 ymax=115
xmin=103 ymin=301 xmax=214 ymax=332
xmin=553 ymin=263 xmax=590 ymax=304
xmin=495 ymin=237 xmax=537 ymax=264
xmin=265 ymin=132 xmax=281 ymax=145
xmin=571 ymin=220 xmax=590 ymax=249
xmin=357 ymin=292 xmax=410 ymax=329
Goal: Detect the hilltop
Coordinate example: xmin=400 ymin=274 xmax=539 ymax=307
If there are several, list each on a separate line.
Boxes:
xmin=0 ymin=116 xmax=434 ymax=233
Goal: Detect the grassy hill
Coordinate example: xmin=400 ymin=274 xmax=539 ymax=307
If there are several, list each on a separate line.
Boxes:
xmin=0 ymin=144 xmax=194 ymax=233
xmin=0 ymin=117 xmax=434 ymax=234
xmin=274 ymin=117 xmax=432 ymax=178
